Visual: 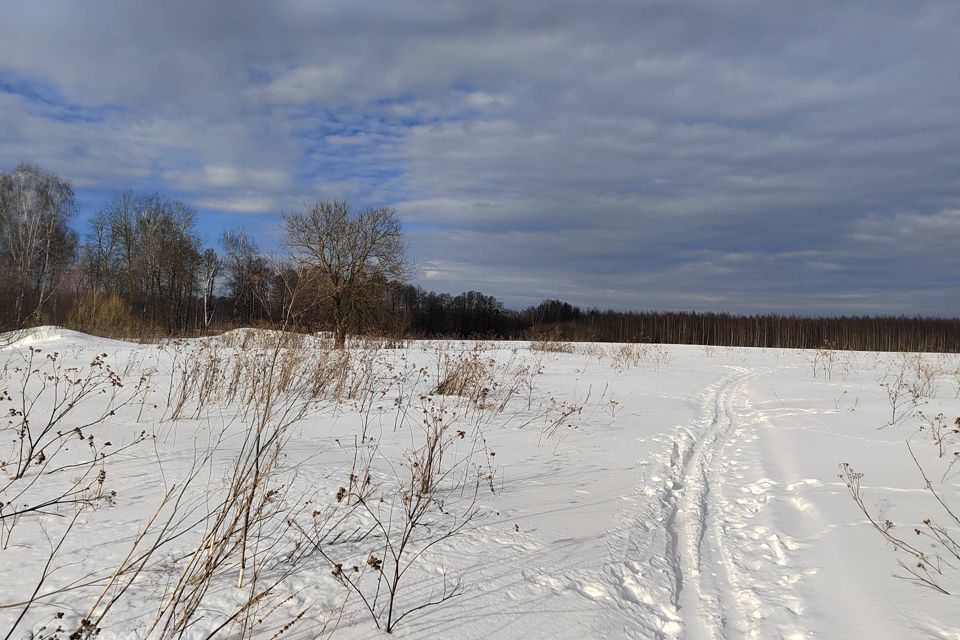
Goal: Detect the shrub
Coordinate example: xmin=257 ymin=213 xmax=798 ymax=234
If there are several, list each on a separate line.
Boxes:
xmin=65 ymin=291 xmax=146 ymax=339
xmin=432 ymin=350 xmax=491 ymax=402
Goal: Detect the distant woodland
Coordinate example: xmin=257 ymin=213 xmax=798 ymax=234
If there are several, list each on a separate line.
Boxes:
xmin=2 ymin=162 xmax=958 ymax=352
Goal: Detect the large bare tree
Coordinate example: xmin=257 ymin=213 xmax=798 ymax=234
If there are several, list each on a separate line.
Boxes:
xmin=283 ymin=200 xmax=408 ymax=348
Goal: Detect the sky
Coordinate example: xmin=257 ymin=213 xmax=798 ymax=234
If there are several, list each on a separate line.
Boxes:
xmin=1 ymin=1 xmax=959 ymax=315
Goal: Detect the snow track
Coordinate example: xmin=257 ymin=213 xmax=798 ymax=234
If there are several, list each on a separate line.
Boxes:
xmin=571 ymin=367 xmax=783 ymax=639
xmin=655 ymin=365 xmax=814 ymax=640
xmin=583 ymin=365 xmax=807 ymax=639
xmin=673 ymin=366 xmax=763 ymax=639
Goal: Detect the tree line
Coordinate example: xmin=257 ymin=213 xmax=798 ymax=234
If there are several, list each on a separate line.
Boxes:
xmin=383 ymin=290 xmax=960 ymax=352
xmin=2 ymin=162 xmax=959 ymax=352
xmin=511 ymin=304 xmax=960 ymax=353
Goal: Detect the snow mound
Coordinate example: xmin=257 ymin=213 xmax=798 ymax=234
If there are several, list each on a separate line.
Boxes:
xmin=0 ymin=326 xmax=133 ymax=350
xmin=212 ymin=327 xmax=336 ymax=348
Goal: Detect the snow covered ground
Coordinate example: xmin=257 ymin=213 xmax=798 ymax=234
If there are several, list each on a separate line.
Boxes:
xmin=1 ymin=328 xmax=958 ymax=639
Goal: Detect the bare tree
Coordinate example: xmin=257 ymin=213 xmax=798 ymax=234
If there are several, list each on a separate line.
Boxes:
xmin=198 ymin=248 xmax=221 ymax=331
xmin=134 ymin=195 xmax=202 ymax=331
xmin=283 ymin=201 xmax=409 ymax=348
xmin=83 ymin=210 xmax=117 ymax=294
xmin=221 ymin=229 xmax=274 ymax=325
xmin=0 ymin=164 xmax=77 ymax=327
xmin=75 ymin=191 xmax=204 ymax=334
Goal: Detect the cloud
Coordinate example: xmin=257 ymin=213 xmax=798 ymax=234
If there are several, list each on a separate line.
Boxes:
xmin=165 ymin=166 xmax=291 ymax=192
xmin=256 ymin=65 xmax=353 ymax=105
xmin=1 ymin=0 xmax=958 ymax=314
xmin=193 ymin=195 xmax=281 ymax=214
xmin=855 ymin=209 xmax=960 ymax=247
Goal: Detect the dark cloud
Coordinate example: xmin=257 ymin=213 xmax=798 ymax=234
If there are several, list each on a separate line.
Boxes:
xmin=1 ymin=1 xmax=957 ymax=313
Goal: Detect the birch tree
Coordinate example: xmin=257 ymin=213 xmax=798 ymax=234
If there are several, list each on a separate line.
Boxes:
xmin=0 ymin=164 xmax=77 ymax=327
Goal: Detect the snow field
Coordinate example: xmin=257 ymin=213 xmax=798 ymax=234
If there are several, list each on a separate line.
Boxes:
xmin=1 ymin=329 xmax=958 ymax=639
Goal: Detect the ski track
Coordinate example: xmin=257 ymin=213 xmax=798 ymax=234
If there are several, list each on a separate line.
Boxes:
xmin=568 ymin=365 xmax=809 ymax=639
xmin=675 ymin=366 xmax=761 ymax=639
